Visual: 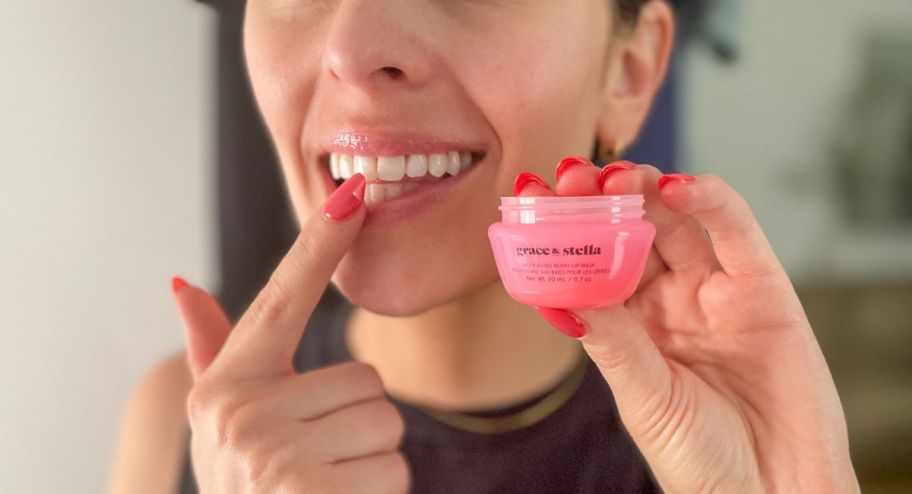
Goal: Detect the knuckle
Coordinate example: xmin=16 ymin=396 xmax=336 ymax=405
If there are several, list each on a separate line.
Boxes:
xmin=387 ymin=452 xmax=411 ymax=493
xmin=247 ymin=280 xmax=293 ymax=327
xmin=713 ymin=216 xmax=751 ymax=242
xmin=638 ymin=164 xmax=663 ymax=179
xmin=705 ymin=175 xmax=751 ymax=218
xmin=311 ymin=468 xmax=343 ymax=494
xmin=699 ymin=274 xmax=742 ymax=310
xmin=374 ymin=400 xmax=406 ymax=441
xmin=242 ymin=439 xmax=281 ymax=486
xmin=705 ymin=190 xmax=754 ymax=234
xmin=185 ymin=386 xmax=207 ymax=425
xmin=282 ymin=233 xmax=321 ymax=281
xmin=700 ymin=172 xmax=725 ymax=189
xmin=269 ymin=441 xmax=307 ymax=478
xmin=187 ymin=383 xmax=251 ymax=451
xmin=726 ymin=188 xmax=754 ymax=219
xmin=280 ymin=465 xmax=333 ymax=494
xmin=293 ymin=422 xmax=332 ymax=464
xmin=209 ymin=395 xmax=259 ymax=450
xmin=291 ymin=231 xmax=320 ymax=263
xmin=186 ymin=381 xmax=219 ymax=426
xmin=276 ymin=476 xmax=309 ymax=494
xmin=187 ymin=383 xmax=291 ymax=491
xmin=349 ymin=362 xmax=385 ymax=394
xmin=589 ymin=346 xmax=633 ymax=375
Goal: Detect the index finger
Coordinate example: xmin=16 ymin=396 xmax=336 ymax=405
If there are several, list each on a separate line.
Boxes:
xmin=208 ymin=174 xmax=367 ymax=380
xmin=660 ymin=173 xmax=781 ymax=278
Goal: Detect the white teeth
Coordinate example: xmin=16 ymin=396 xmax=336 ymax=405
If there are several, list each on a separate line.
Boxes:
xmin=385 ymin=183 xmax=403 ymax=199
xmin=377 ymin=155 xmax=406 ymax=181
xmin=460 ymin=151 xmax=472 ymax=171
xmin=330 ymin=153 xmax=341 ymax=179
xmin=447 ymin=151 xmax=461 ymax=176
xmin=365 ymin=183 xmax=411 ymax=205
xmin=339 ymin=154 xmax=354 ymax=179
xmin=428 ymin=153 xmax=447 ymax=177
xmin=406 ymin=154 xmax=428 ymax=177
xmin=354 ymin=155 xmax=378 ymax=181
xmin=329 ymin=149 xmax=478 ymax=204
xmin=367 ymin=183 xmax=385 ymax=204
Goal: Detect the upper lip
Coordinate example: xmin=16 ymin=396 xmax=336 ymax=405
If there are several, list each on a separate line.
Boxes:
xmin=322 ymin=131 xmax=484 ymax=157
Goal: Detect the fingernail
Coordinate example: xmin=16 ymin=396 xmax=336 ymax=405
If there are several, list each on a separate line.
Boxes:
xmin=513 ymin=171 xmax=551 ymax=195
xmin=535 ymin=307 xmax=587 ymax=339
xmin=171 ymin=276 xmax=188 ymax=295
xmin=555 ymin=156 xmax=592 ymax=181
xmin=597 ymin=160 xmax=636 ymax=190
xmin=658 ymin=173 xmax=696 ymax=190
xmin=323 ymin=173 xmax=366 ymax=221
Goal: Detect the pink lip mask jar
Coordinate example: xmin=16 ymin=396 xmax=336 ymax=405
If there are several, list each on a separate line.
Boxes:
xmin=488 ymin=195 xmax=655 ymax=309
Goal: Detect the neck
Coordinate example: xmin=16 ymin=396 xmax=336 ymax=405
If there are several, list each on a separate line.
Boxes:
xmin=346 ymin=282 xmax=582 ymax=411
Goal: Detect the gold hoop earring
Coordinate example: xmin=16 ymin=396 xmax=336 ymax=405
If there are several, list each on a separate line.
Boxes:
xmin=597 ymin=138 xmax=626 ymax=164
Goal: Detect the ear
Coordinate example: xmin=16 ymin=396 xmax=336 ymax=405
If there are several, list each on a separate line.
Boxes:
xmin=596 ymin=1 xmax=675 ymax=151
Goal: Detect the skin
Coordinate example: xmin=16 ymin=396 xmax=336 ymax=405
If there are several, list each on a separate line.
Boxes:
xmin=110 ymin=1 xmax=859 ymax=492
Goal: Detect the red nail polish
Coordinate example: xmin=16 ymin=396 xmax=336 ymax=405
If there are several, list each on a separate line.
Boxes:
xmin=323 ymin=174 xmax=366 ymax=221
xmin=597 ymin=161 xmax=636 ymax=190
xmin=513 ymin=171 xmax=551 ymax=195
xmin=535 ymin=307 xmax=587 ymax=339
xmin=658 ymin=173 xmax=696 ymax=190
xmin=555 ymin=156 xmax=592 ymax=181
xmin=171 ymin=276 xmax=188 ymax=294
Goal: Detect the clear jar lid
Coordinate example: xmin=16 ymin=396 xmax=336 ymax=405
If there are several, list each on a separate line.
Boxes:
xmin=498 ymin=195 xmax=646 ymax=224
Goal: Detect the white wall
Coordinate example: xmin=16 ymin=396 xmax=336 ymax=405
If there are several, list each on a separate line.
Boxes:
xmin=682 ymin=0 xmax=912 ymax=282
xmin=0 ymin=1 xmax=215 ymax=492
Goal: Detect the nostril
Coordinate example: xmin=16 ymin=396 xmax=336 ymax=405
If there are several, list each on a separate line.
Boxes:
xmin=381 ymin=66 xmax=404 ymax=79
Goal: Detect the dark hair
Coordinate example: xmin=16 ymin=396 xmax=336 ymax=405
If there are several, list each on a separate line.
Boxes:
xmin=616 ymin=0 xmax=650 ymax=25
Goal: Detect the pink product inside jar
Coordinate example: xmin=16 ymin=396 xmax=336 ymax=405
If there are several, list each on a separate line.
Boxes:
xmin=488 ymin=195 xmax=655 ymax=309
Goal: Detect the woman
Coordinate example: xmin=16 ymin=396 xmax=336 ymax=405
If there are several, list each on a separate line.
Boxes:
xmin=110 ymin=0 xmax=859 ymax=492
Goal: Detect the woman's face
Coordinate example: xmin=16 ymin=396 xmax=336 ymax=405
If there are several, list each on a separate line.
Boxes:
xmin=243 ymin=0 xmax=643 ymax=316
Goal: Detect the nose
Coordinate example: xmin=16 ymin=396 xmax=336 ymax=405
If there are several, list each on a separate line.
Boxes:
xmin=322 ymin=0 xmax=432 ymax=91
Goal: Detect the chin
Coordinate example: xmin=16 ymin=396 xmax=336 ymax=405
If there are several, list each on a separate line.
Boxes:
xmin=331 ymin=239 xmax=499 ymax=317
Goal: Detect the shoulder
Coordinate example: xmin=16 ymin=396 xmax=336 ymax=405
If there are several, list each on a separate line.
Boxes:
xmin=109 ymin=351 xmax=193 ymax=494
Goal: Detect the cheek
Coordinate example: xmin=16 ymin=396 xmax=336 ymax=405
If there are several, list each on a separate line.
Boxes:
xmin=459 ymin=9 xmax=609 ymax=184
xmin=244 ymin=13 xmax=326 ymax=220
xmin=245 ymin=21 xmax=311 ymax=141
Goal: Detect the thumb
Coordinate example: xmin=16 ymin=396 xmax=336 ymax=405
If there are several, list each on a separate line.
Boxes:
xmin=171 ymin=276 xmax=232 ymax=381
xmin=537 ymin=305 xmax=673 ymax=435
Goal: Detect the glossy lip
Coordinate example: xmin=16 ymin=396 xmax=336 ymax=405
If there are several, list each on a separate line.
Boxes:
xmin=314 ymin=130 xmax=490 ymax=226
xmin=318 ymin=150 xmax=489 ymax=227
xmin=325 ymin=131 xmax=484 ymax=157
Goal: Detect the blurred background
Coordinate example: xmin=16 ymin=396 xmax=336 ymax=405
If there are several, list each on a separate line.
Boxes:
xmin=0 ymin=0 xmax=909 ymax=493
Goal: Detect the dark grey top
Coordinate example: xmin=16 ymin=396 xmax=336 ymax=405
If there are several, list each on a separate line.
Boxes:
xmin=178 ymin=287 xmax=660 ymax=493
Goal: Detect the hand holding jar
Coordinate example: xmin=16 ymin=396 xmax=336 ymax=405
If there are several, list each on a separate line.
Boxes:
xmin=490 ymin=157 xmax=859 ymax=493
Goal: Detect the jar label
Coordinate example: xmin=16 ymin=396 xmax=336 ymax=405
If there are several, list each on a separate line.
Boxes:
xmin=515 ymin=244 xmax=602 ymax=257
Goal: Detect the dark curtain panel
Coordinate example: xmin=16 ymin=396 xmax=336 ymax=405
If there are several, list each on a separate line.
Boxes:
xmin=209 ymin=1 xmax=296 ymax=319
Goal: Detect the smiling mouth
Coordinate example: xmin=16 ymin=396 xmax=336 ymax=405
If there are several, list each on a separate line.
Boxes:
xmin=322 ymin=150 xmax=486 ymax=205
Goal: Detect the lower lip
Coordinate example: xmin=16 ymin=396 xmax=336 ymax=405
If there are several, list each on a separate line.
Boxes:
xmin=320 ymin=157 xmax=486 ymax=227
